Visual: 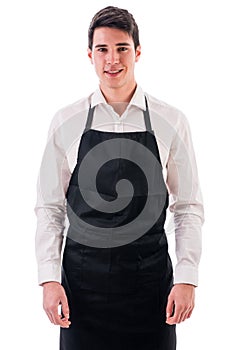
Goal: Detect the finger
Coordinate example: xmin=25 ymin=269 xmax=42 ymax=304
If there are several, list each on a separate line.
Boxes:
xmin=49 ymin=306 xmax=69 ymax=327
xmin=167 ymin=304 xmax=183 ymax=324
xmin=179 ymin=305 xmax=193 ymax=323
xmin=45 ymin=311 xmax=55 ymax=324
xmin=44 ymin=304 xmax=57 ymax=324
xmin=59 ymin=318 xmax=71 ymax=328
xmin=186 ymin=307 xmax=194 ymax=319
xmin=60 ymin=295 xmax=70 ymax=320
xmin=49 ymin=307 xmax=61 ymax=325
xmin=179 ymin=309 xmax=189 ymax=323
xmin=166 ymin=297 xmax=174 ymax=319
xmin=44 ymin=304 xmax=70 ymax=327
xmin=187 ymin=311 xmax=192 ymax=319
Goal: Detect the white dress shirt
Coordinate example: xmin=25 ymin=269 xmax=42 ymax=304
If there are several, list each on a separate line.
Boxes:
xmin=35 ymin=85 xmax=204 ymax=287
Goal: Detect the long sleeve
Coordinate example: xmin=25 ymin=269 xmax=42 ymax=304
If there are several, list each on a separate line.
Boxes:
xmin=166 ymin=112 xmax=204 ymax=286
xmin=34 ymin=111 xmax=71 ymax=285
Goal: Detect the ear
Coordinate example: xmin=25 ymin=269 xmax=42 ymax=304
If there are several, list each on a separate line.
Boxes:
xmin=87 ymin=48 xmax=93 ymax=64
xmin=135 ymin=45 xmax=141 ymax=62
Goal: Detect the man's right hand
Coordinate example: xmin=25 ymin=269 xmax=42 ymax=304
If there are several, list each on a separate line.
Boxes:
xmin=42 ymin=281 xmax=71 ymax=328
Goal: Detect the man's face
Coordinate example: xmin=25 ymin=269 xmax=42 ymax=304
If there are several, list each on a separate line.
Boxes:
xmin=88 ymin=27 xmax=141 ymax=93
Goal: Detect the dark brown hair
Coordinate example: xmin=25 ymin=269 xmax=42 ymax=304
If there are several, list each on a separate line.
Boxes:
xmin=88 ymin=6 xmax=140 ymax=50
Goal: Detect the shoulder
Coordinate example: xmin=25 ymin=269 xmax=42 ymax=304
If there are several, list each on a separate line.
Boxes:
xmin=48 ymin=94 xmax=92 ymax=135
xmin=145 ymin=92 xmax=189 ymax=129
xmin=144 ymin=92 xmax=193 ymax=150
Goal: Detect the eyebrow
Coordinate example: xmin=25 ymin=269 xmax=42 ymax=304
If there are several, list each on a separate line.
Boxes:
xmin=94 ymin=43 xmax=131 ymax=48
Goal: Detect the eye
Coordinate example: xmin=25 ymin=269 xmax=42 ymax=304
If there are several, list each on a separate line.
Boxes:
xmin=97 ymin=47 xmax=107 ymax=52
xmin=118 ymin=47 xmax=128 ymax=52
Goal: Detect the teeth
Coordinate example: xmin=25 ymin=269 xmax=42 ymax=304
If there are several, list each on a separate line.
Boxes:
xmin=107 ymin=70 xmax=121 ymax=73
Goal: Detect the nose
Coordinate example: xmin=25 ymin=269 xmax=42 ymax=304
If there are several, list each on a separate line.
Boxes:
xmin=105 ymin=49 xmax=120 ymax=65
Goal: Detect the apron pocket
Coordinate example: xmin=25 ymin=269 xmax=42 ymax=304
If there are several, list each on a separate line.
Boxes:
xmin=80 ymin=245 xmax=139 ymax=294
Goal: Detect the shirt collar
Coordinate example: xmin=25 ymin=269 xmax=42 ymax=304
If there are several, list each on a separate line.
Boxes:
xmin=91 ymin=85 xmax=146 ymax=111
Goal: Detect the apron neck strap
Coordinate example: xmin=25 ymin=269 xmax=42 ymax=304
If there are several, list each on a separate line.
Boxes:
xmin=84 ymin=95 xmax=153 ymax=133
xmin=84 ymin=105 xmax=95 ymax=132
xmin=143 ymin=96 xmax=153 ymax=132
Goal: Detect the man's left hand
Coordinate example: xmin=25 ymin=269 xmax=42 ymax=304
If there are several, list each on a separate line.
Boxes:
xmin=166 ymin=283 xmax=195 ymax=325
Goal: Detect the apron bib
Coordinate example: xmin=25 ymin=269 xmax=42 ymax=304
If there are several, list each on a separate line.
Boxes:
xmin=60 ymin=97 xmax=176 ymax=350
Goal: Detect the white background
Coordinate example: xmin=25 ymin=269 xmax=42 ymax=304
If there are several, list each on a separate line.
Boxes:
xmin=0 ymin=0 xmax=232 ymax=349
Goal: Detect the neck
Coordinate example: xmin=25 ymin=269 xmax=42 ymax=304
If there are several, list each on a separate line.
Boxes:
xmin=100 ymin=82 xmax=137 ymax=104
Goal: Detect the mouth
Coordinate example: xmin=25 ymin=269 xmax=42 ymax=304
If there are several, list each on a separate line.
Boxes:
xmin=104 ymin=69 xmax=124 ymax=77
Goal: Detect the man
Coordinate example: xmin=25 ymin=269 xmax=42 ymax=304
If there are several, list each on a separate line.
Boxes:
xmin=35 ymin=6 xmax=204 ymax=350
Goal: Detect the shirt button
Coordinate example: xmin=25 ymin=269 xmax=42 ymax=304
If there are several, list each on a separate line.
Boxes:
xmin=114 ymin=123 xmax=120 ymax=132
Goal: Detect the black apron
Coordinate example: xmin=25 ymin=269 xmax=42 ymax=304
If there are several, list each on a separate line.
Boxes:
xmin=60 ymin=97 xmax=176 ymax=350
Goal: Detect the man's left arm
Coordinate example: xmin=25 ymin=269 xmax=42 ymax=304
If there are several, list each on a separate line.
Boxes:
xmin=165 ymin=112 xmax=204 ymax=325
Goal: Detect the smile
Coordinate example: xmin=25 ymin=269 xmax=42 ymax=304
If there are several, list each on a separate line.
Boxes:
xmin=104 ymin=69 xmax=124 ymax=77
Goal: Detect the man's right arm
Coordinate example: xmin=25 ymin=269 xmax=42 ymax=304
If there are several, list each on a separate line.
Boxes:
xmin=34 ymin=112 xmax=71 ymax=285
xmin=34 ymin=111 xmax=72 ymax=326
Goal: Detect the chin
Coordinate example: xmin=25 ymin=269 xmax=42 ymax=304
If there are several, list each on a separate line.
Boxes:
xmin=101 ymin=81 xmax=122 ymax=90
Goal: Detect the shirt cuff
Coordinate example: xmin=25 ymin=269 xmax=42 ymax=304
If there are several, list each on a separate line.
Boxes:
xmin=174 ymin=264 xmax=199 ymax=287
xmin=37 ymin=262 xmax=61 ymax=286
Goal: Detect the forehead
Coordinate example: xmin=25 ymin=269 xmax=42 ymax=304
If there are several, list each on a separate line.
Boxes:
xmin=93 ymin=27 xmax=133 ymax=46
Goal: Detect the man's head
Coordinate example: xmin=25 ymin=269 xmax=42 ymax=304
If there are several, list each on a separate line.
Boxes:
xmin=87 ymin=6 xmax=141 ymax=98
xmin=88 ymin=6 xmax=140 ymax=51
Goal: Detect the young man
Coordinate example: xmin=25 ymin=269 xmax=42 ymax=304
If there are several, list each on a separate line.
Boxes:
xmin=35 ymin=6 xmax=204 ymax=350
